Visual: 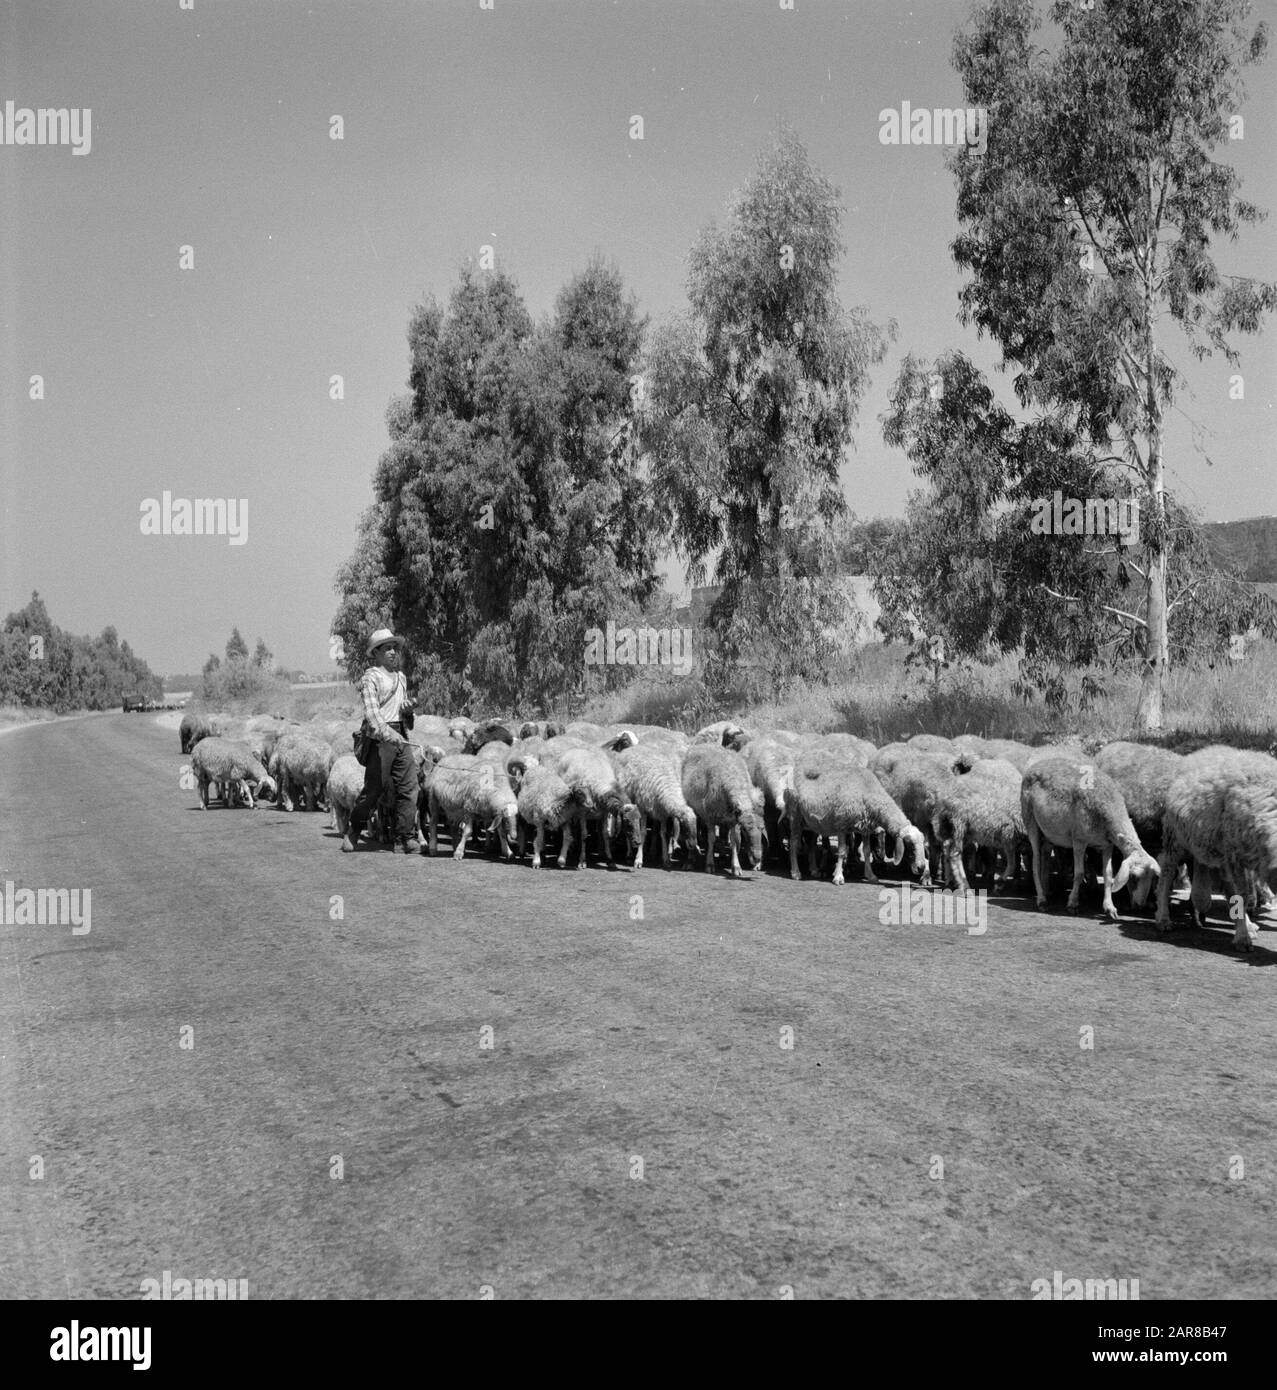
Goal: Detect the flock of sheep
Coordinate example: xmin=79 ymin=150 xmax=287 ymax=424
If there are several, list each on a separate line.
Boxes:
xmin=178 ymin=708 xmax=1277 ymax=952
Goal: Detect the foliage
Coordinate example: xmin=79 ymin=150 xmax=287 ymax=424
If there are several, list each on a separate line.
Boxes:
xmin=333 ymin=257 xmax=661 ymax=714
xmin=641 ymin=129 xmax=893 ymax=696
xmin=945 ymin=0 xmax=1275 ymax=728
xmin=0 ymin=592 xmax=162 ymax=712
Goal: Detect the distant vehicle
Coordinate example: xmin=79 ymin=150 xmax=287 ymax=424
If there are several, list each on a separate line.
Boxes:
xmin=122 ymin=694 xmax=146 ymax=713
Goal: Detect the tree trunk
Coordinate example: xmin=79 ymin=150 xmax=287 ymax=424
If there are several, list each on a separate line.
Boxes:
xmin=1135 ymin=421 xmax=1166 ymax=732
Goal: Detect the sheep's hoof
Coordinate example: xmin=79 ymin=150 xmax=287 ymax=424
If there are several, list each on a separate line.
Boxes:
xmin=790 ymin=868 xmax=801 ymax=881
xmin=832 ymin=873 xmax=845 ymax=887
xmin=1233 ymin=934 xmax=1254 ymax=953
xmin=452 ymin=848 xmax=464 ymax=861
xmin=1153 ymin=916 xmax=1175 ymax=933
xmin=1103 ymin=907 xmax=1120 ymax=923
xmin=530 ymin=858 xmax=541 ymax=870
xmin=1193 ymin=910 xmax=1208 ymax=928
xmin=1036 ymin=898 xmax=1048 ymax=911
xmin=1066 ymin=901 xmax=1081 ymax=915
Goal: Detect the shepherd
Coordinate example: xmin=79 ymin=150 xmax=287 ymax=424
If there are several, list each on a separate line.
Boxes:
xmin=342 ymin=628 xmax=420 ymax=854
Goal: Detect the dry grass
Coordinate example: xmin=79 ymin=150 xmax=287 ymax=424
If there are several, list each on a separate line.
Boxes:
xmin=578 ymin=639 xmax=1277 ymax=749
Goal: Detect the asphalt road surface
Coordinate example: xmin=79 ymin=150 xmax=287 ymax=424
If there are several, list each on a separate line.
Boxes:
xmin=2 ymin=713 xmax=1274 ymax=1299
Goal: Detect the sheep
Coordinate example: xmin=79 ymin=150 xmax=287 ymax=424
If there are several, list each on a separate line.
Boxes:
xmin=680 ymin=744 xmax=764 ymax=878
xmin=190 ymin=738 xmax=276 ymax=810
xmin=952 ymin=734 xmax=1038 ymax=773
xmin=563 ymin=720 xmax=604 ymax=742
xmin=931 ymin=757 xmax=1027 ymax=892
xmin=785 ymin=754 xmax=925 ymax=886
xmin=802 ymin=732 xmax=875 ymax=766
xmin=515 ymin=764 xmax=584 ymax=869
xmin=326 ymin=753 xmax=364 ymax=836
xmin=869 ymin=746 xmax=964 ymax=887
xmin=612 ymin=743 xmax=698 ymax=869
xmin=692 ymin=719 xmax=742 ymax=745
xmin=1155 ymin=746 xmax=1277 ymax=952
xmin=724 ymin=735 xmax=797 ymax=867
xmin=552 ymin=745 xmax=642 ymax=869
xmin=268 ymin=733 xmax=335 ymax=813
xmin=179 ymin=710 xmax=221 ymax=754
xmin=1019 ymin=757 xmax=1159 ymax=920
xmin=463 ymin=719 xmax=516 ymax=755
xmin=421 ymin=753 xmax=519 ymax=860
xmin=447 ymin=716 xmax=476 ymax=745
xmin=1094 ymin=741 xmax=1183 ymax=868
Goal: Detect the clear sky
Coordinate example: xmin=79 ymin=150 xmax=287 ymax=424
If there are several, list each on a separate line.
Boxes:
xmin=2 ymin=0 xmax=1273 ymax=674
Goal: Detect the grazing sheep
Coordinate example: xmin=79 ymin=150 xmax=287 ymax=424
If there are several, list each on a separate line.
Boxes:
xmin=1156 ymin=746 xmax=1277 ymax=952
xmin=422 ymin=753 xmax=519 ymax=860
xmin=1020 ymin=758 xmax=1159 ymax=920
xmin=802 ymin=732 xmax=875 ymax=766
xmin=179 ymin=711 xmax=221 ymax=754
xmin=730 ymin=736 xmax=797 ymax=866
xmin=680 ymin=744 xmax=764 ymax=878
xmin=932 ymin=757 xmax=1026 ymax=892
xmin=552 ymin=745 xmax=642 ymax=869
xmin=693 ymin=719 xmax=742 ymax=745
xmin=268 ymin=733 xmax=335 ymax=813
xmin=326 ymin=753 xmax=364 ymax=836
xmin=1095 ymin=741 xmax=1184 ymax=868
xmin=515 ymin=765 xmax=583 ymax=869
xmin=190 ymin=738 xmax=276 ymax=809
xmin=447 ymin=716 xmax=476 ymax=745
xmin=563 ymin=721 xmax=604 ymax=742
xmin=785 ymin=754 xmax=925 ymax=886
xmin=870 ymin=746 xmax=964 ymax=887
xmin=613 ymin=744 xmax=698 ymax=869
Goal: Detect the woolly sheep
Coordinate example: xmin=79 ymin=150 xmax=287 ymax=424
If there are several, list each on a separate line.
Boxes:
xmin=1020 ymin=757 xmax=1159 ymax=920
xmin=1155 ymin=746 xmax=1277 ymax=951
xmin=268 ymin=733 xmax=335 ymax=812
xmin=869 ymin=746 xmax=963 ymax=887
xmin=326 ymin=753 xmax=364 ymax=836
xmin=515 ymin=764 xmax=583 ymax=869
xmin=680 ymin=744 xmax=764 ymax=878
xmin=422 ymin=753 xmax=519 ymax=860
xmin=906 ymin=733 xmax=958 ymax=757
xmin=179 ymin=710 xmax=222 ymax=754
xmin=190 ymin=738 xmax=276 ymax=810
xmin=785 ymin=754 xmax=925 ymax=886
xmin=613 ymin=743 xmax=698 ymax=870
xmin=1095 ymin=740 xmax=1183 ymax=867
xmin=932 ymin=757 xmax=1026 ymax=892
xmin=552 ymin=745 xmax=642 ymax=869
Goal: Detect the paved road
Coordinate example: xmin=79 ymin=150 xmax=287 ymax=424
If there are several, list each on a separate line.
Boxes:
xmin=2 ymin=714 xmax=1275 ymax=1298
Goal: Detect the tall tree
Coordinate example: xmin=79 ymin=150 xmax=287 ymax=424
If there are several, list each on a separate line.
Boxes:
xmin=642 ymin=130 xmax=892 ymax=693
xmin=252 ymin=637 xmax=273 ymax=669
xmin=225 ymin=628 xmax=249 ymax=663
xmin=950 ymin=0 xmax=1275 ymax=728
xmin=334 ymin=259 xmax=659 ymax=712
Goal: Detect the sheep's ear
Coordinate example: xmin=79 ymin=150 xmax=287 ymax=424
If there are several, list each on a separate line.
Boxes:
xmin=890 ymin=834 xmax=905 ymax=865
xmin=1113 ymin=856 xmax=1133 ymax=891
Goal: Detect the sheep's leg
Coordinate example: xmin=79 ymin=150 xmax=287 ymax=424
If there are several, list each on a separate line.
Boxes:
xmin=788 ymin=814 xmax=802 ymax=881
xmin=860 ymin=835 xmax=879 ymax=885
xmin=633 ymin=812 xmax=646 ymax=871
xmin=198 ymin=774 xmax=210 ymax=810
xmin=1154 ymin=846 xmax=1182 ymax=929
xmin=1067 ymin=841 xmax=1087 ymax=913
xmin=728 ymin=824 xmax=744 ymax=878
xmin=807 ymin=833 xmax=819 ymax=879
xmin=1099 ymin=850 xmax=1121 ymax=921
xmin=601 ymin=813 xmax=616 ymax=868
xmin=516 ymin=819 xmax=526 ymax=859
xmin=1226 ymin=859 xmax=1258 ymax=951
xmin=241 ymin=780 xmax=255 ymax=810
xmin=453 ymin=815 xmax=471 ymax=860
xmin=705 ymin=822 xmax=717 ymax=874
xmin=577 ymin=814 xmax=589 ymax=869
xmin=428 ymin=795 xmax=439 ymax=856
xmin=531 ymin=822 xmax=545 ymax=869
xmin=1026 ymin=820 xmax=1049 ymax=909
xmin=832 ymin=832 xmax=847 ymax=887
xmin=557 ymin=819 xmax=574 ymax=869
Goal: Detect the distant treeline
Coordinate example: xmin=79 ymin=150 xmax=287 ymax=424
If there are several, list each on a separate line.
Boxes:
xmin=0 ymin=592 xmax=162 ymax=712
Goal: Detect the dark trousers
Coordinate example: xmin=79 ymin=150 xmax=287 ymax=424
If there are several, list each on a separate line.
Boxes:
xmin=350 ymin=735 xmax=418 ymax=841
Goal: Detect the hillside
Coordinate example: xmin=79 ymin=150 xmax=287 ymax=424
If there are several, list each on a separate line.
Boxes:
xmin=1203 ymin=516 xmax=1277 ymax=582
